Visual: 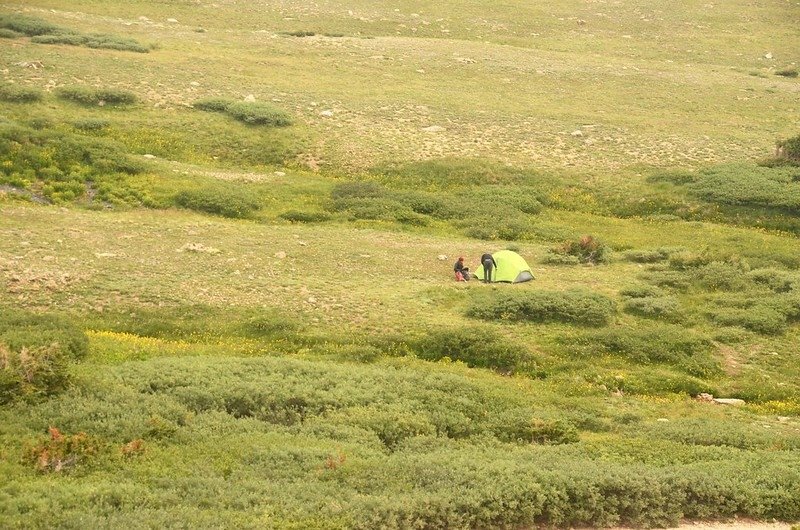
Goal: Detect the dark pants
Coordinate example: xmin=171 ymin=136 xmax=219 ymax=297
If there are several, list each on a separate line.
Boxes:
xmin=482 ymin=260 xmax=493 ymax=282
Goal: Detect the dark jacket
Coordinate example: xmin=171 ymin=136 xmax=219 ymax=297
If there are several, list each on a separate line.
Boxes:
xmin=454 ymin=260 xmax=466 ymax=272
xmin=481 ymin=253 xmax=497 ymax=267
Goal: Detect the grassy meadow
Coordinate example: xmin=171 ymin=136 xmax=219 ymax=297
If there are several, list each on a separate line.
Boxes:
xmin=1 ymin=0 xmax=800 ymax=528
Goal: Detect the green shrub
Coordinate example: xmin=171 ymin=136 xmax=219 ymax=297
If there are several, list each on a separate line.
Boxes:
xmin=467 ymin=289 xmax=616 ymax=326
xmin=0 ymin=308 xmax=88 ymax=403
xmin=412 ymin=326 xmax=531 ymax=373
xmin=646 ymin=169 xmax=697 ymax=185
xmin=72 ymin=118 xmax=110 ymax=131
xmin=747 ymin=268 xmax=795 ymax=292
xmin=619 ymin=285 xmax=664 ymax=299
xmin=692 ymin=261 xmax=751 ymax=291
xmin=569 ymin=325 xmax=720 ymax=378
xmin=709 ymin=305 xmax=786 ymax=335
xmin=624 ymin=296 xmax=682 ymax=321
xmin=331 ymin=181 xmax=387 ymax=200
xmin=541 ymin=251 xmax=581 ymax=265
xmin=457 ymin=186 xmax=545 ymax=215
xmin=371 ymin=157 xmax=538 ymax=190
xmin=668 ymin=250 xmax=713 ymax=270
xmin=0 ymin=13 xmax=63 ymax=36
xmin=174 ymin=185 xmax=262 ymax=219
xmin=622 ymin=247 xmax=682 ymax=264
xmin=776 ymin=67 xmax=798 ymax=78
xmin=284 ymin=30 xmax=316 ymax=37
xmin=225 ymin=101 xmax=292 ymax=126
xmin=550 ymin=235 xmax=609 ymax=264
xmin=0 ymin=28 xmax=22 ymax=38
xmin=0 ymin=85 xmax=43 ymax=103
xmin=56 ymin=86 xmax=137 ymax=107
xmin=393 ymin=190 xmax=459 ymax=219
xmin=193 ymin=97 xmax=234 ymax=113
xmin=31 ymin=32 xmax=151 ymax=53
xmin=278 ymin=209 xmax=331 ymax=223
xmin=776 ymin=134 xmax=800 ymax=165
xmin=461 ymin=213 xmax=530 ymax=241
xmin=687 ymin=164 xmax=800 ymax=212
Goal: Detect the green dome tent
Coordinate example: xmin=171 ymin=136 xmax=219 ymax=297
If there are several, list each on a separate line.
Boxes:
xmin=475 ymin=250 xmax=534 ymax=283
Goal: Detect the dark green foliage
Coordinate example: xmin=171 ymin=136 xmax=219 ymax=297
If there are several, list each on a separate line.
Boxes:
xmin=331 ymin=181 xmax=388 ymax=200
xmin=622 ymin=247 xmax=682 ymax=263
xmin=0 ymin=13 xmax=63 ymax=36
xmin=569 ymin=325 xmax=720 ymax=378
xmin=225 ymin=102 xmax=292 ymax=126
xmin=624 ymin=296 xmax=682 ymax=321
xmin=278 ymin=209 xmax=331 ymax=223
xmin=709 ymin=305 xmax=787 ymax=335
xmin=776 ymin=134 xmax=800 ymax=164
xmin=32 ymin=33 xmax=151 ymax=53
xmin=284 ymin=30 xmax=316 ymax=37
xmin=620 ymin=284 xmax=665 ymax=299
xmin=747 ymin=268 xmax=795 ymax=292
xmin=686 ymin=163 xmax=800 ymax=212
xmin=467 ymin=289 xmax=616 ymax=326
xmin=0 ymin=28 xmax=22 ymax=38
xmin=457 ymin=186 xmax=544 ymax=215
xmin=0 ymin=85 xmax=43 ymax=103
xmin=460 ymin=212 xmax=530 ymax=241
xmin=56 ymin=86 xmax=137 ymax=107
xmin=174 ymin=184 xmax=262 ymax=219
xmin=412 ymin=326 xmax=531 ymax=373
xmin=0 ymin=308 xmax=88 ymax=403
xmin=72 ymin=118 xmax=110 ymax=131
xmin=0 ymin=122 xmax=145 ymax=204
xmin=193 ymin=97 xmax=234 ymax=112
xmin=549 ymin=235 xmax=609 ymax=264
xmin=393 ymin=190 xmax=459 ymax=219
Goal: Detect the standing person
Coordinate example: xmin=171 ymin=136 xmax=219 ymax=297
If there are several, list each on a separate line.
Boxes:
xmin=481 ymin=252 xmax=497 ymax=283
xmin=453 ymin=256 xmax=470 ymax=281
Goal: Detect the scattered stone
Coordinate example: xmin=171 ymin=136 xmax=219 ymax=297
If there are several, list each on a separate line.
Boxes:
xmin=455 ymin=57 xmax=476 ymax=64
xmin=138 ymin=16 xmax=150 ymax=21
xmin=422 ymin=125 xmax=445 ymax=132
xmin=437 ymin=255 xmax=448 ymax=261
xmin=143 ymin=154 xmax=157 ymax=159
xmin=320 ymin=110 xmax=334 ymax=117
xmin=713 ymin=398 xmax=746 ymax=406
xmin=777 ymin=416 xmax=790 ymax=423
xmin=177 ymin=243 xmax=220 ymax=254
xmin=656 ymin=418 xmax=670 ymax=422
xmin=307 ymin=296 xmax=317 ymax=303
xmin=274 ymin=251 xmax=287 ymax=259
xmin=297 ymin=241 xmax=307 ymax=246
xmin=95 ymin=252 xmax=117 ymax=258
xmin=274 ymin=171 xmax=286 ymax=177
xmin=167 ymin=18 xmax=178 ymax=23
xmin=15 ymin=61 xmax=44 ymax=69
xmin=696 ymin=392 xmax=714 ymax=402
xmin=764 ymin=52 xmax=773 ymax=59
xmin=416 ymin=69 xmax=426 ymax=74
xmin=190 ymin=81 xmax=200 ymax=87
xmin=244 ymin=94 xmax=256 ymax=102
xmin=571 ymin=130 xmax=584 ymax=137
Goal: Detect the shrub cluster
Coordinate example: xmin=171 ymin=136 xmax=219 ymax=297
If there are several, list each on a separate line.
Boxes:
xmin=278 ymin=209 xmax=331 ymax=223
xmin=174 ymin=185 xmax=262 ymax=219
xmin=56 ymin=86 xmax=137 ymax=107
xmin=0 ymin=85 xmax=43 ymax=103
xmin=622 ymin=247 xmax=683 ymax=264
xmin=545 ymin=235 xmax=609 ymax=265
xmin=193 ymin=98 xmax=293 ymax=127
xmin=410 ymin=326 xmax=531 ymax=374
xmin=0 ymin=13 xmax=63 ymax=36
xmin=0 ymin=122 xmax=145 ymax=204
xmin=466 ymin=289 xmax=616 ymax=326
xmin=0 ymin=13 xmax=151 ymax=52
xmin=569 ymin=325 xmax=720 ymax=378
xmin=0 ymin=308 xmax=88 ymax=403
xmin=776 ymin=134 xmax=800 ymax=165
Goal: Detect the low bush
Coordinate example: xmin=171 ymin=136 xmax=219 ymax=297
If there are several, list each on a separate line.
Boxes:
xmin=193 ymin=97 xmax=234 ymax=113
xmin=411 ymin=326 xmax=531 ymax=374
xmin=174 ymin=184 xmax=262 ymax=219
xmin=31 ymin=31 xmax=151 ymax=53
xmin=393 ymin=190 xmax=459 ymax=219
xmin=331 ymin=181 xmax=388 ymax=200
xmin=0 ymin=28 xmax=22 ymax=38
xmin=278 ymin=209 xmax=331 ymax=223
xmin=709 ymin=305 xmax=787 ymax=335
xmin=466 ymin=289 xmax=616 ymax=326
xmin=0 ymin=308 xmax=88 ymax=403
xmin=619 ymin=284 xmax=664 ymax=299
xmin=569 ymin=325 xmax=720 ymax=378
xmin=747 ymin=268 xmax=795 ymax=292
xmin=0 ymin=85 xmax=43 ymax=103
xmin=622 ymin=247 xmax=683 ymax=263
xmin=624 ymin=296 xmax=683 ymax=321
xmin=0 ymin=13 xmax=63 ymax=36
xmin=72 ymin=118 xmax=111 ymax=131
xmin=461 ymin=213 xmax=530 ymax=241
xmin=225 ymin=101 xmax=292 ymax=126
xmin=776 ymin=134 xmax=800 ymax=165
xmin=776 ymin=67 xmax=799 ymax=78
xmin=550 ymin=235 xmax=609 ymax=264
xmin=56 ymin=86 xmax=137 ymax=107
xmin=330 ymin=196 xmax=413 ymax=222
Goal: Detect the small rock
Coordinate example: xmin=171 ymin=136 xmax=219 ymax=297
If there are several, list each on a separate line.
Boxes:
xmin=713 ymin=398 xmax=746 ymax=406
xmin=274 ymin=251 xmax=287 ymax=259
xmin=656 ymin=418 xmax=669 ymax=422
xmin=696 ymin=392 xmax=714 ymax=402
xmin=95 ymin=252 xmax=117 ymax=258
xmin=437 ymin=254 xmax=448 ymax=261
xmin=139 ymin=16 xmax=150 ymax=21
xmin=244 ymin=94 xmax=256 ymax=102
xmin=143 ymin=154 xmax=157 ymax=159
xmin=307 ymin=296 xmax=316 ymax=303
xmin=422 ymin=125 xmax=445 ymax=132
xmin=777 ymin=416 xmax=790 ymax=423
xmin=297 ymin=241 xmax=307 ymax=246
xmin=320 ymin=110 xmax=334 ymax=117
xmin=764 ymin=52 xmax=773 ymax=59
xmin=274 ymin=171 xmax=286 ymax=177
xmin=570 ymin=130 xmax=583 ymax=137
xmin=190 ymin=81 xmax=200 ymax=87
xmin=167 ymin=18 xmax=178 ymax=23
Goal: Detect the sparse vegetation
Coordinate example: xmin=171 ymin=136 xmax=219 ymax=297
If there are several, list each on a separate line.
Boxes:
xmin=56 ymin=86 xmax=137 ymax=107
xmin=0 ymin=85 xmax=43 ymax=103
